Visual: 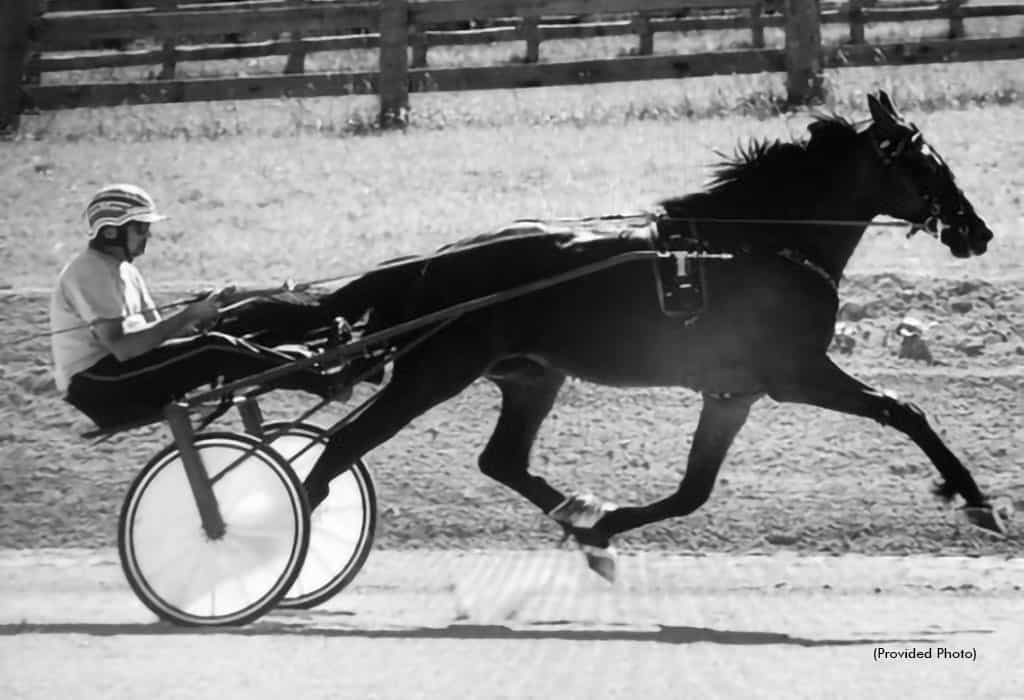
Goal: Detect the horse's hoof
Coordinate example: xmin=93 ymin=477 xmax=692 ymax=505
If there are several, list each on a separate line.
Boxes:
xmin=582 ymin=544 xmax=617 ymax=583
xmin=961 ymin=504 xmax=1009 ymax=537
xmin=549 ymin=494 xmax=618 ymax=582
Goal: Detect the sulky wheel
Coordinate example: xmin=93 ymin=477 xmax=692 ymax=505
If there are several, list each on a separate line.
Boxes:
xmin=118 ymin=431 xmax=310 ymax=626
xmin=262 ymin=421 xmax=377 ymax=610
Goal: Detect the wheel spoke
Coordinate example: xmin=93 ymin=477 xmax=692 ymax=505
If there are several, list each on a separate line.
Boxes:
xmin=296 ymin=538 xmax=340 ymax=588
xmin=310 ymin=522 xmax=360 ymax=551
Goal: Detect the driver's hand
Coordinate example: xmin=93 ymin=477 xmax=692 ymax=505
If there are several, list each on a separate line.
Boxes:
xmin=185 ymin=289 xmax=226 ymax=328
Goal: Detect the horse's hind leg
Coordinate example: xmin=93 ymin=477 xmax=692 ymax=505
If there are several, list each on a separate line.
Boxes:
xmin=478 ymin=367 xmax=568 ymax=514
xmin=303 ymin=333 xmax=492 ymax=510
xmin=765 ymin=355 xmax=1005 ymax=535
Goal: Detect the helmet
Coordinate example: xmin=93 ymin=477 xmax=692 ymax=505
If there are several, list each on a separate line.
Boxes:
xmin=85 ymin=183 xmax=168 ymax=239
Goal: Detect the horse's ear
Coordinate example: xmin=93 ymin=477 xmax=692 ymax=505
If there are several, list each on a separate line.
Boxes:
xmin=868 ymin=91 xmax=899 ymax=131
xmin=878 ymin=89 xmax=897 ymax=114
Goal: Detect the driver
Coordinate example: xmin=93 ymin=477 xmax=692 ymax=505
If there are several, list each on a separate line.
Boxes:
xmin=49 ymin=183 xmax=340 ymax=429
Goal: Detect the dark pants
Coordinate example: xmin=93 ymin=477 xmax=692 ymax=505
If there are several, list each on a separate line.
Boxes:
xmin=65 ymin=332 xmax=326 ymax=429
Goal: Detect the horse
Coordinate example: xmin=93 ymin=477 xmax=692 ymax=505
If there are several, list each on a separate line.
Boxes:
xmin=228 ymin=91 xmax=1003 ymax=580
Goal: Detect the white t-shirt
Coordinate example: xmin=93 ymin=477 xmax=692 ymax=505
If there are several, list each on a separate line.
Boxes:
xmin=49 ymin=248 xmax=160 ymax=394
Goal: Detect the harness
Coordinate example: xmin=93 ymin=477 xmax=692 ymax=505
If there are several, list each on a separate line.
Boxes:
xmin=643 ymin=213 xmax=841 ymax=319
xmin=505 ymin=211 xmax=845 ymax=322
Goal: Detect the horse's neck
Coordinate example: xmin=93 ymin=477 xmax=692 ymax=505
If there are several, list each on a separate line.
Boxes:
xmin=675 ymin=187 xmax=873 ymax=282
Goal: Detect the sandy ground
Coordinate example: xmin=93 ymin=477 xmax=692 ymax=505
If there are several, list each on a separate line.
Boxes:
xmin=2 ymin=549 xmax=1023 ymax=700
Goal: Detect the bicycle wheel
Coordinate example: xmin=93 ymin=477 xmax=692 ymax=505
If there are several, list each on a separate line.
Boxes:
xmin=118 ymin=431 xmax=310 ymax=626
xmin=262 ymin=422 xmax=377 ymax=609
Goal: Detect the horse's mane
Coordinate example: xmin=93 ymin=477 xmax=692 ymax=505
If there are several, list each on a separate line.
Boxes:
xmin=662 ymin=114 xmax=863 ymax=209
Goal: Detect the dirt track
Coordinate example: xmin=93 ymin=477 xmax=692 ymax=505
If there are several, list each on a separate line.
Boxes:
xmin=2 ymin=549 xmax=1023 ymax=700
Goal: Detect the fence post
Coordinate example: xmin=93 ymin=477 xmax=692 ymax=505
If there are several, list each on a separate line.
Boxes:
xmin=378 ymin=0 xmax=409 ymax=127
xmin=284 ymin=0 xmax=307 ymax=75
xmin=21 ymin=0 xmax=42 ymax=98
xmin=848 ymin=0 xmax=865 ymax=45
xmin=156 ymin=0 xmax=177 ymax=80
xmin=784 ymin=0 xmax=825 ymax=106
xmin=750 ymin=2 xmax=765 ymax=49
xmin=0 ymin=0 xmax=34 ymax=133
xmin=521 ymin=16 xmax=540 ymax=63
xmin=409 ymin=23 xmax=428 ymax=68
xmin=633 ymin=13 xmax=653 ymax=55
xmin=946 ymin=0 xmax=965 ymax=39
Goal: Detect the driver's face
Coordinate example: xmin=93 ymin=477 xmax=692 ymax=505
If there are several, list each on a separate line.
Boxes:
xmin=124 ymin=220 xmax=152 ymax=257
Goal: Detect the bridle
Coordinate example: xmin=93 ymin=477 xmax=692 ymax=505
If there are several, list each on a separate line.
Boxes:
xmin=869 ymin=126 xmax=955 ymax=242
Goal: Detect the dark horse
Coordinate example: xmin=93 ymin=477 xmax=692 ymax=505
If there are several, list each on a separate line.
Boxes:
xmin=232 ymin=91 xmax=1004 ymax=579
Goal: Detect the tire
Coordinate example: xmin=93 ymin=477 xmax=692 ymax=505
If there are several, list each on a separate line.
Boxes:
xmin=261 ymin=421 xmax=377 ymax=610
xmin=118 ymin=431 xmax=310 ymax=626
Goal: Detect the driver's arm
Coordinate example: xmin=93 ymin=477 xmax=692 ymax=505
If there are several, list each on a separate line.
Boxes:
xmin=92 ymin=290 xmax=225 ymax=361
xmin=91 ymin=304 xmax=209 ymax=361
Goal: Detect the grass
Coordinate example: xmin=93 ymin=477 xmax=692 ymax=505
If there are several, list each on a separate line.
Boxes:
xmin=14 ymin=60 xmax=1023 ymax=142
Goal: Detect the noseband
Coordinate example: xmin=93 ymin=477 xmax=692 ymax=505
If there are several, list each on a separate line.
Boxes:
xmin=906 ymin=200 xmax=949 ymax=241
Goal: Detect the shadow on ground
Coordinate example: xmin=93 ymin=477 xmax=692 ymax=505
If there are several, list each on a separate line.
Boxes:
xmin=0 ymin=619 xmax=991 ymax=647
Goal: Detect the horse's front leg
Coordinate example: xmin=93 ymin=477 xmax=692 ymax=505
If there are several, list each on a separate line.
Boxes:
xmin=554 ymin=393 xmax=757 ymax=580
xmin=765 ymin=356 xmax=1007 ymax=535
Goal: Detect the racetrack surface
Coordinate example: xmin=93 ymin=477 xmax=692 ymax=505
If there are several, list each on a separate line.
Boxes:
xmin=2 ymin=549 xmax=1023 ymax=700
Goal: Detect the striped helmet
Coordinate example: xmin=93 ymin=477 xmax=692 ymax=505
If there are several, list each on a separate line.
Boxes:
xmin=85 ymin=183 xmax=168 ymax=239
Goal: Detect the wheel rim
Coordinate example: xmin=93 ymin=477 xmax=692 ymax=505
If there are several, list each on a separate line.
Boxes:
xmin=264 ymin=425 xmax=374 ymax=606
xmin=122 ymin=433 xmax=308 ymax=624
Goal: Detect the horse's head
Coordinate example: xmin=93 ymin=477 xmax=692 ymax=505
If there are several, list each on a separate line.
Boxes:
xmin=864 ymin=90 xmax=992 ymax=258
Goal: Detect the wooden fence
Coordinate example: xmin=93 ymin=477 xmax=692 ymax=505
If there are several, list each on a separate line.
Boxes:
xmin=2 ymin=0 xmax=1022 ymax=130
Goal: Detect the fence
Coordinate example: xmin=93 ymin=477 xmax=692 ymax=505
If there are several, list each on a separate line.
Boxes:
xmin=2 ymin=0 xmax=1022 ymax=130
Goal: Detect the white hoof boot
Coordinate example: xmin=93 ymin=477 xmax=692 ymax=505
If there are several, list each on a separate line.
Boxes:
xmin=549 ymin=494 xmax=618 ymax=583
xmin=549 ymin=493 xmax=615 ymax=529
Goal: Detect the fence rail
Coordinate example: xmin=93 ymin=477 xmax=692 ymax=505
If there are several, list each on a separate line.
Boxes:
xmin=3 ymin=0 xmax=1023 ymax=131
xmin=31 ymin=3 xmax=1024 ymax=73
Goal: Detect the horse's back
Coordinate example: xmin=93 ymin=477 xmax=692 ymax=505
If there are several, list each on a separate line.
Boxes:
xmin=409 ymin=224 xmax=653 ymax=317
